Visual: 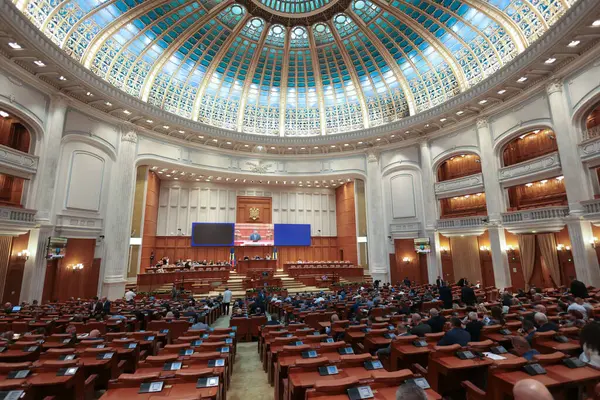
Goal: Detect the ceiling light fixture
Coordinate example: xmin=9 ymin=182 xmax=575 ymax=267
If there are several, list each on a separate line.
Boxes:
xmin=440 ymin=118 xmax=447 ymax=122
xmin=525 ymin=183 xmax=533 ymax=187
xmin=178 ymin=130 xmax=185 ymax=134
xmin=58 ymin=75 xmax=67 ymax=81
xmin=198 ymin=135 xmax=204 ymax=139
xmin=0 ymin=111 xmax=9 ymax=118
xmin=163 ymin=125 xmax=169 ymax=129
xmin=568 ymin=40 xmax=580 ymax=47
xmin=593 ymin=20 xmax=600 ymax=27
xmin=212 ymin=139 xmax=218 ymax=142
xmin=33 ymin=60 xmax=45 ymax=67
xmin=545 ymin=57 xmax=556 ymax=64
xmin=123 ymin=110 xmax=131 ymax=115
xmin=105 ymin=101 xmax=112 ymax=106
xmin=517 ymin=76 xmax=528 ymax=83
xmin=8 ymin=42 xmax=21 ymax=49
xmin=497 ymin=89 xmax=507 ymax=95
xmin=146 ymin=119 xmax=153 ymax=123
xmin=479 ymin=99 xmax=488 ymax=104
xmin=86 ymin=92 xmax=93 ymax=96
xmin=456 ymin=111 xmax=464 ymax=115
xmin=556 ymin=176 xmax=564 ymax=181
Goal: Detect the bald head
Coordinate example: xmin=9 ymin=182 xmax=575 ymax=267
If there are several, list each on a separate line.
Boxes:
xmin=513 ymin=379 xmax=553 ymax=400
xmin=411 ymin=314 xmax=422 ymax=324
xmin=429 ymin=308 xmax=439 ymax=317
xmin=534 ymin=312 xmax=548 ymax=325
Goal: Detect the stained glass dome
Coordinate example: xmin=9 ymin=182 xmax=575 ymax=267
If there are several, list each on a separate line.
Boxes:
xmin=14 ymin=0 xmax=573 ymax=136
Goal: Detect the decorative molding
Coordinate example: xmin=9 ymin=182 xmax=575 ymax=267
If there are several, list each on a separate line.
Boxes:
xmin=122 ymin=131 xmax=138 ymax=143
xmin=434 ymin=173 xmax=484 ymax=197
xmin=476 ymin=118 xmax=489 ymax=130
xmin=579 ymin=136 xmax=600 ymax=162
xmin=546 ymin=79 xmax=563 ymax=95
xmin=436 ymin=215 xmax=488 ymax=237
xmin=498 ymin=151 xmax=561 ymax=186
xmin=502 ymin=206 xmax=568 ymax=234
xmin=0 ymin=144 xmax=39 ymax=179
xmin=389 ymin=222 xmax=421 ymax=239
xmin=366 ymin=150 xmax=379 ymax=163
xmin=0 ymin=206 xmax=37 ymax=236
xmin=55 ymin=214 xmax=103 ymax=238
xmin=246 ymin=161 xmax=274 ymax=174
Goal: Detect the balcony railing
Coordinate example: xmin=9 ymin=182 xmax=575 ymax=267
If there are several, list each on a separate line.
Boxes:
xmin=436 ymin=216 xmax=488 ymax=229
xmin=498 ymin=151 xmax=560 ymax=185
xmin=501 ymin=206 xmax=569 ymax=224
xmin=434 ymin=173 xmax=484 ymax=197
xmin=585 ymin=125 xmax=600 ymax=141
xmin=0 ymin=144 xmax=39 ymax=179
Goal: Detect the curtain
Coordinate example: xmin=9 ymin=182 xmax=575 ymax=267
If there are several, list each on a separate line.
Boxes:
xmin=449 ymin=236 xmax=482 ymax=284
xmin=0 ymin=236 xmax=13 ymax=301
xmin=518 ymin=234 xmax=536 ymax=289
xmin=537 ymin=233 xmax=561 ymax=287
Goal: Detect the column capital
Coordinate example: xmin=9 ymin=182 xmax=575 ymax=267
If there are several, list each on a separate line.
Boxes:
xmin=546 ymin=79 xmax=563 ymax=95
xmin=366 ymin=150 xmax=379 ymax=163
xmin=418 ymin=138 xmax=429 ymax=148
xmin=121 ymin=130 xmax=138 ymax=143
xmin=476 ymin=117 xmax=489 ymax=130
xmin=49 ymin=93 xmax=70 ymax=110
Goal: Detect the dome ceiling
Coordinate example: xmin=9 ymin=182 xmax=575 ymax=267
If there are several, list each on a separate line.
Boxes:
xmin=15 ymin=0 xmax=572 ymax=136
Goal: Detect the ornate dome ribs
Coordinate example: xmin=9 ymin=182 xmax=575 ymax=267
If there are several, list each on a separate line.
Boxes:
xmin=15 ymin=0 xmax=570 ymax=136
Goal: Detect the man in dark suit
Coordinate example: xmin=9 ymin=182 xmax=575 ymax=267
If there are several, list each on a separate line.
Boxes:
xmin=426 ymin=308 xmax=446 ymax=333
xmin=465 ymin=312 xmax=484 ymax=342
xmin=91 ymin=296 xmax=103 ymax=315
xmin=438 ymin=318 xmax=471 ymax=346
xmin=534 ymin=313 xmax=559 ymax=332
xmin=461 ymin=285 xmax=476 ymax=306
xmin=436 ymin=276 xmax=443 ymax=287
xmin=403 ymin=277 xmax=411 ymax=287
xmin=100 ymin=297 xmax=111 ymax=314
xmin=409 ymin=314 xmax=432 ymax=337
xmin=439 ymin=285 xmax=453 ymax=309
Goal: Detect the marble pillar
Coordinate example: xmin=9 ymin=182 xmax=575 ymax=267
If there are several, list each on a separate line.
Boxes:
xmin=365 ymin=151 xmax=389 ymax=282
xmin=419 ymin=140 xmax=441 ymax=283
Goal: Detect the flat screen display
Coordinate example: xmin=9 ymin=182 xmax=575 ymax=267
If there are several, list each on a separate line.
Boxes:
xmin=191 ymin=223 xmax=234 ymax=247
xmin=274 ymin=224 xmax=311 ymax=246
xmin=414 ymin=238 xmax=431 ymax=253
xmin=47 ymin=237 xmax=68 ymax=259
xmin=234 ymin=223 xmax=274 ymax=246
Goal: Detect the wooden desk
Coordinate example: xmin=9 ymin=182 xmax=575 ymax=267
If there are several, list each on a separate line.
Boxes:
xmin=489 ymin=364 xmax=600 ymax=400
xmin=305 ymin=385 xmax=441 ymax=400
xmin=390 ymin=342 xmax=433 ymax=371
xmin=276 ymin=352 xmax=343 ymax=400
xmin=99 ymin=381 xmax=219 ymax=400
xmin=427 ymin=356 xmax=493 ymax=395
xmin=288 ymin=366 xmax=374 ymax=400
xmin=534 ymin=339 xmax=581 ymax=356
xmin=237 ymin=260 xmax=277 ymax=274
xmin=137 ymin=270 xmax=229 ymax=288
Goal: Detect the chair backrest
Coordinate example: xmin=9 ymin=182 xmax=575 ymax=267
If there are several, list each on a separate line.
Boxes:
xmin=339 ymin=353 xmax=372 ymax=367
xmin=250 ymin=316 xmax=267 ymax=336
xmin=430 ymin=344 xmax=461 ymax=359
xmin=370 ymin=369 xmax=413 ymax=385
xmin=532 ymin=351 xmax=566 ymax=366
xmin=307 ymin=377 xmax=360 ymax=397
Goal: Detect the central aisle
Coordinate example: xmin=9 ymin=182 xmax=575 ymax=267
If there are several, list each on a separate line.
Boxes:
xmin=212 ymin=315 xmax=274 ymax=400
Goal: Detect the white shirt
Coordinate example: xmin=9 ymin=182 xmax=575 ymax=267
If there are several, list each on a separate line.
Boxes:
xmin=125 ymin=290 xmax=135 ymax=301
xmin=223 ymin=290 xmax=232 ymax=303
xmin=568 ymin=303 xmax=588 ymax=318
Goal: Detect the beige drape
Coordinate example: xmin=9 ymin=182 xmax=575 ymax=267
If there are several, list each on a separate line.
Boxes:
xmin=450 ymin=236 xmax=482 ymax=284
xmin=518 ymin=234 xmax=536 ymax=289
xmin=537 ymin=233 xmax=561 ymax=287
xmin=0 ymin=237 xmax=13 ymax=301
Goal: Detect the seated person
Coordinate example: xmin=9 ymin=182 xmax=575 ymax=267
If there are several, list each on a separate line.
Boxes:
xmin=520 ymin=319 xmax=536 ymax=345
xmin=376 ymin=324 xmax=410 ymax=358
xmin=438 ymin=317 xmax=471 ymax=346
xmin=409 ymin=314 xmax=432 ymax=337
xmin=396 ymin=382 xmax=427 ymax=400
xmin=510 ymin=336 xmax=540 ymax=361
xmin=579 ymin=321 xmax=600 ymax=368
xmin=426 ymin=308 xmax=445 ymax=333
xmin=534 ymin=312 xmax=559 ymax=332
xmin=464 ymin=311 xmax=484 ymax=342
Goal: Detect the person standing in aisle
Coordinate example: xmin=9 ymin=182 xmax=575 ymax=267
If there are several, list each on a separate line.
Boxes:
xmin=222 ymin=287 xmax=232 ymax=315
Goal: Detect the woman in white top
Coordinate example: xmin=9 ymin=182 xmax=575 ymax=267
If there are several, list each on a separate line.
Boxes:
xmin=579 ymin=322 xmax=600 ymax=368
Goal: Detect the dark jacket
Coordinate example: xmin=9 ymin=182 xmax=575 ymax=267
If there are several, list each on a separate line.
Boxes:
xmin=102 ymin=301 xmax=111 ymax=314
xmin=570 ymin=280 xmax=588 ymax=299
xmin=410 ymin=323 xmax=432 ymax=337
xmin=537 ymin=322 xmax=559 ymax=333
xmin=465 ymin=320 xmax=484 ymax=342
xmin=461 ymin=286 xmax=476 ymax=306
xmin=436 ymin=278 xmax=443 ymax=287
xmin=439 ymin=286 xmax=453 ymax=309
xmin=427 ymin=316 xmax=446 ymax=333
xmin=438 ymin=327 xmax=471 ymax=347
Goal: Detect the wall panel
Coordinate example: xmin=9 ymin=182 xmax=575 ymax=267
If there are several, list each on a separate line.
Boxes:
xmin=336 ymin=182 xmax=358 ymax=265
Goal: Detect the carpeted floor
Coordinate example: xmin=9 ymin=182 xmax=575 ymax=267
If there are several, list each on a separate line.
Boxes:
xmin=212 ymin=315 xmax=274 ymax=400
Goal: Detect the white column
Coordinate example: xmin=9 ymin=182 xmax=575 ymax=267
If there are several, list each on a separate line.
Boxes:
xmin=101 ymin=129 xmax=138 ymax=299
xmin=546 ymin=79 xmax=600 ymax=285
xmin=566 ymin=218 xmax=600 ymax=286
xmin=19 ymin=227 xmax=52 ymax=303
xmin=419 ymin=140 xmax=441 ymax=283
xmin=365 ymin=151 xmax=389 ymax=282
xmin=546 ymin=79 xmax=591 ymax=211
xmin=20 ymin=94 xmax=68 ymax=302
xmin=476 ymin=118 xmax=512 ymax=289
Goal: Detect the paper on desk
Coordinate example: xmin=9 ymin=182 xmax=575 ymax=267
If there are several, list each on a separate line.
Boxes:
xmin=483 ymin=352 xmax=506 ymax=360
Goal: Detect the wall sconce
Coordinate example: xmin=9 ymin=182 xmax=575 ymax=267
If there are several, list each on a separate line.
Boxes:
xmin=16 ymin=250 xmax=30 ymax=260
xmin=440 ymin=246 xmax=449 ymax=254
xmin=556 ymin=244 xmax=565 ymax=251
xmin=402 ymin=257 xmax=411 ymax=264
xmin=479 ymin=245 xmax=490 ymax=252
xmin=69 ymin=263 xmax=84 ymax=270
xmin=591 ymin=237 xmax=598 ymax=248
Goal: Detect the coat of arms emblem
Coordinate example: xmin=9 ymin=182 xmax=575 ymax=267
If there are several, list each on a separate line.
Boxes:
xmin=249 ymin=207 xmax=260 ymax=221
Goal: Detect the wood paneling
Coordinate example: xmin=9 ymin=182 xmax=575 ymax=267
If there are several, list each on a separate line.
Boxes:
xmin=440 ymin=193 xmax=487 ymax=218
xmin=236 ymin=196 xmax=272 ymax=224
xmin=586 ymin=106 xmax=600 ymax=130
xmin=554 ymin=227 xmax=576 ymax=286
xmin=477 ymin=231 xmax=496 ymax=288
xmin=439 ymin=235 xmax=455 ymax=284
xmin=0 ymin=173 xmax=24 ymax=208
xmin=2 ymin=232 xmax=29 ymax=304
xmin=335 ymin=182 xmax=358 ymax=265
xmin=392 ymin=239 xmax=427 ymax=285
xmin=0 ymin=119 xmax=30 ymax=153
xmin=502 ymin=129 xmax=558 ymax=167
xmin=504 ymin=230 xmax=525 ymax=290
xmin=0 ymin=237 xmax=11 ymax=301
xmin=141 ymin=170 xmax=160 ymax=271
xmin=153 ymin=236 xmax=339 ymax=267
xmin=437 ymin=154 xmax=481 ymax=182
xmin=507 ymin=177 xmax=567 ymax=210
xmin=44 ymin=239 xmax=99 ymax=301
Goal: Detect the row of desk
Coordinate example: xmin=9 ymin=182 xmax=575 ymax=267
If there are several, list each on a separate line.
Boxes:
xmin=286 ymin=266 xmax=364 ymax=277
xmin=136 ymin=270 xmax=230 ymax=288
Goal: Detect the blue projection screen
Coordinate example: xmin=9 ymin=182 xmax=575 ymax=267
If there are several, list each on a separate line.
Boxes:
xmin=274 ymin=224 xmax=311 ymax=246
